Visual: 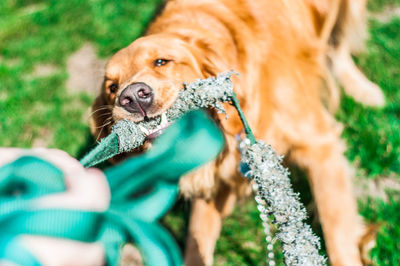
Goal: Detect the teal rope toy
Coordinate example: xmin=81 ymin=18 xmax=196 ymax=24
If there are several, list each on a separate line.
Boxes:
xmin=0 ymin=111 xmax=224 ymax=266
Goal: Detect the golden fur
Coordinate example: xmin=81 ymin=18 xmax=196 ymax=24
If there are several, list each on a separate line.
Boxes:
xmin=91 ymin=0 xmax=383 ymax=265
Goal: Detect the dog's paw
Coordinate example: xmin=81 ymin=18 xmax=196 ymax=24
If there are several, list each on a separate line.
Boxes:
xmin=358 ymin=223 xmax=380 ymax=266
xmin=348 ymin=81 xmax=386 ymax=108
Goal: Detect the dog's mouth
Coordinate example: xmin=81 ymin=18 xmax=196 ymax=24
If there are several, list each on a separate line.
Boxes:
xmin=138 ymin=113 xmax=171 ymax=142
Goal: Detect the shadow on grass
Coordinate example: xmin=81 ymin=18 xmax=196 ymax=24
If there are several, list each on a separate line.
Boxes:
xmin=161 ymin=198 xmax=192 ymax=252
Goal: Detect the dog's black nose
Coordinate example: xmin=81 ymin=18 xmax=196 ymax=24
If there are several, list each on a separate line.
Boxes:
xmin=119 ymin=82 xmax=154 ymax=116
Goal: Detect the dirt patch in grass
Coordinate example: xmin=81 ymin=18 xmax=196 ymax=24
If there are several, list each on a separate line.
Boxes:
xmin=29 ymin=63 xmax=59 ymax=78
xmin=370 ymin=6 xmax=400 ymax=22
xmin=0 ymin=56 xmax=20 ymax=67
xmin=66 ymin=43 xmax=107 ymax=96
xmin=32 ymin=127 xmax=53 ymax=148
xmin=354 ymin=175 xmax=400 ymax=201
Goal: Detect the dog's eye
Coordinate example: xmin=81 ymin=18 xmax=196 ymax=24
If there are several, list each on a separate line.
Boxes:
xmin=153 ymin=59 xmax=170 ymax=67
xmin=108 ymin=83 xmax=118 ymax=93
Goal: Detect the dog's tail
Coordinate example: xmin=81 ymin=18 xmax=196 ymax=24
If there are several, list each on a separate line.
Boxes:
xmin=310 ymin=0 xmax=376 ymax=112
xmin=320 ymin=0 xmax=368 ymax=53
xmin=306 ymin=0 xmax=343 ymax=112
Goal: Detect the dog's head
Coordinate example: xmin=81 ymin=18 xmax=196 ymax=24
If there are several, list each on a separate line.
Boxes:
xmin=103 ymin=33 xmax=227 ymax=122
xmin=91 ymin=32 xmax=242 ymax=149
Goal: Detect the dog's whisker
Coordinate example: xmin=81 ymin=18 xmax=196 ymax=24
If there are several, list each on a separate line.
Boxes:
xmin=96 ymin=126 xmax=106 ymax=141
xmin=103 ymin=116 xmax=113 ymax=124
xmin=94 ymin=104 xmax=114 ymax=109
xmin=90 ymin=110 xmax=112 ymax=117
xmin=93 ymin=104 xmax=114 ymax=110
xmin=90 ymin=106 xmax=112 ymax=114
xmin=89 ymin=106 xmax=113 ymax=117
xmin=95 ymin=112 xmax=113 ymax=119
xmin=91 ymin=109 xmax=112 ymax=117
xmin=95 ymin=119 xmax=112 ymax=129
xmin=96 ymin=117 xmax=114 ymax=141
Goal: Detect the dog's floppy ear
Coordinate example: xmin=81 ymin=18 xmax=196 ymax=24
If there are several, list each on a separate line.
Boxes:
xmin=187 ymin=39 xmax=244 ymax=135
xmin=191 ymin=39 xmax=230 ymax=78
xmin=201 ymin=50 xmax=229 ymax=77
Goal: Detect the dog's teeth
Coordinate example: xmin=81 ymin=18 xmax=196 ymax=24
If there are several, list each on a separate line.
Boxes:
xmin=161 ymin=113 xmax=168 ymax=126
xmin=138 ymin=125 xmax=149 ymax=135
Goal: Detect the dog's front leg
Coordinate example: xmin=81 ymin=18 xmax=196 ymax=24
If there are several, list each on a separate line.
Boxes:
xmin=292 ymin=140 xmax=363 ymax=266
xmin=184 ymin=183 xmax=237 ymax=266
xmin=185 ymin=198 xmax=222 ymax=266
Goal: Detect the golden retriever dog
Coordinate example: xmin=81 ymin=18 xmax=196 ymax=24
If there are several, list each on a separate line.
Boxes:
xmin=91 ymin=0 xmax=384 ymax=265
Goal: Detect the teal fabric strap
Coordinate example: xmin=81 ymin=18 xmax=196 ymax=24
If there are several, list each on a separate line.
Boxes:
xmin=0 ymin=110 xmax=224 ymax=266
xmin=103 ymin=110 xmax=225 ymax=265
xmin=0 ymin=155 xmax=65 ymax=198
xmin=80 ymin=132 xmax=119 ymax=168
xmin=0 ymin=235 xmax=40 ymax=266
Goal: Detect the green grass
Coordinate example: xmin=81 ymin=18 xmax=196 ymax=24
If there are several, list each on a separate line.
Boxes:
xmin=336 ymin=17 xmax=400 ymax=177
xmin=0 ymin=0 xmax=399 ymax=265
xmin=0 ymin=0 xmax=161 ymax=155
xmin=368 ymin=0 xmax=400 ymax=11
xmin=360 ymin=191 xmax=400 ymax=265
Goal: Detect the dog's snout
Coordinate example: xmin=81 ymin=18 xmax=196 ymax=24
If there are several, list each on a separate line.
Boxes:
xmin=119 ymin=82 xmax=154 ymax=116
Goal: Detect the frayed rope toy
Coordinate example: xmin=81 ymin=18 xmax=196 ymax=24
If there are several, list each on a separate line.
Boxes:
xmin=81 ymin=72 xmax=326 ymax=265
